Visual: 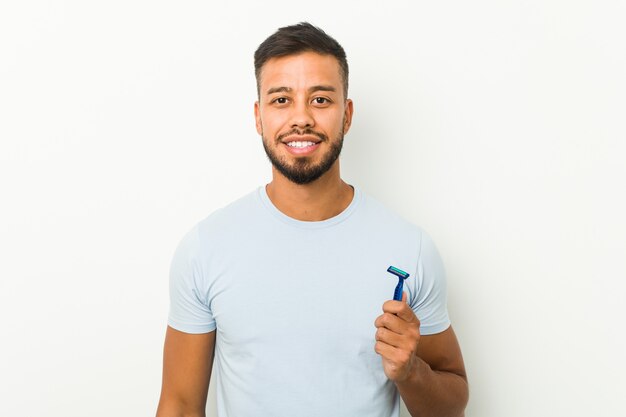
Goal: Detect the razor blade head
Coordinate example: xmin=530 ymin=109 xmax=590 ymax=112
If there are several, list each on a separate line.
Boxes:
xmin=387 ymin=266 xmax=410 ymax=280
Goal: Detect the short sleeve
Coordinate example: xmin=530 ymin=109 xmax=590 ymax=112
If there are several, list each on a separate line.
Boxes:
xmin=410 ymin=231 xmax=451 ymax=335
xmin=167 ymin=226 xmax=216 ymax=334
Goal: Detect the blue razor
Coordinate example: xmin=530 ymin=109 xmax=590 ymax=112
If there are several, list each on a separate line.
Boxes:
xmin=387 ymin=266 xmax=410 ymax=301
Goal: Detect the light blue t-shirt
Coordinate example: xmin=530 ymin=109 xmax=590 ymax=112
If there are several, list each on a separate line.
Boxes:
xmin=168 ymin=186 xmax=450 ymax=417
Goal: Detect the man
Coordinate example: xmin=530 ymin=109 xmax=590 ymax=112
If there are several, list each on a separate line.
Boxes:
xmin=156 ymin=22 xmax=468 ymax=417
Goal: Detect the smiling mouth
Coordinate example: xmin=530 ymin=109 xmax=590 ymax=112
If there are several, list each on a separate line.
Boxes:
xmin=286 ymin=141 xmax=318 ymax=148
xmin=278 ymin=128 xmax=326 ymax=143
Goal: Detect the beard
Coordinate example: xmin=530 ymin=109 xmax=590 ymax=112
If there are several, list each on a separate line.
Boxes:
xmin=262 ymin=126 xmax=344 ymax=185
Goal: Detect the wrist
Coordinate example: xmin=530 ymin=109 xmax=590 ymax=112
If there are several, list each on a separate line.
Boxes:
xmin=396 ymin=355 xmax=430 ymax=389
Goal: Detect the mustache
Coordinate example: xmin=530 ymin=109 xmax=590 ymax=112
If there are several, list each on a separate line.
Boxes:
xmin=276 ymin=128 xmax=327 ymax=143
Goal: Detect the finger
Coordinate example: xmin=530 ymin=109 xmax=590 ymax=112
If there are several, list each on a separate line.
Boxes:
xmin=374 ymin=312 xmax=412 ymax=334
xmin=375 ymin=316 xmax=420 ymax=352
xmin=381 ymin=299 xmax=405 ymax=314
xmin=395 ymin=291 xmax=418 ymax=322
xmin=375 ymin=326 xmax=405 ymax=348
xmin=381 ymin=291 xmax=409 ymax=314
xmin=382 ymin=299 xmax=419 ymax=325
xmin=374 ymin=340 xmax=413 ymax=366
xmin=396 ymin=304 xmax=420 ymax=324
xmin=374 ymin=339 xmax=398 ymax=358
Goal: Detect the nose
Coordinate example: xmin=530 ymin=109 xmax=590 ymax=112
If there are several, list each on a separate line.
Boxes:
xmin=290 ymin=100 xmax=315 ymax=129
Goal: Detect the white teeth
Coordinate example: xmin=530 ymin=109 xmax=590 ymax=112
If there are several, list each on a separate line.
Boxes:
xmin=287 ymin=141 xmax=315 ymax=148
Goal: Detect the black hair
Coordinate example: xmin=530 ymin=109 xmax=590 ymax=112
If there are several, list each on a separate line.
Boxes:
xmin=254 ymin=22 xmax=349 ymax=98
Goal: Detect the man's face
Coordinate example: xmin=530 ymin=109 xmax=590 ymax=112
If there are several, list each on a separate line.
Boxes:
xmin=255 ymin=51 xmax=353 ymax=184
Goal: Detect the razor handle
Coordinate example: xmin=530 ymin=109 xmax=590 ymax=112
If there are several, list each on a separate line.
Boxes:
xmin=393 ymin=279 xmax=404 ymax=301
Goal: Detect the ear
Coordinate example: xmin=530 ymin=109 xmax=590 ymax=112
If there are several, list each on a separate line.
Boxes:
xmin=343 ymin=99 xmax=354 ymax=134
xmin=254 ymin=101 xmax=263 ymax=135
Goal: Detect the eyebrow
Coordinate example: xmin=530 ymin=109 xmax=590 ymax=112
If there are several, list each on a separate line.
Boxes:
xmin=308 ymin=85 xmax=336 ymax=93
xmin=266 ymin=86 xmax=291 ymax=95
xmin=265 ymin=85 xmax=337 ymax=95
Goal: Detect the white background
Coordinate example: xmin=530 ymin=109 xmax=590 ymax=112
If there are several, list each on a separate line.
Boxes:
xmin=1 ymin=1 xmax=625 ymax=416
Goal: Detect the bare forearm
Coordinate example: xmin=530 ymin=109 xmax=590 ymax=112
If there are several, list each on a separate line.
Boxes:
xmin=155 ymin=401 xmax=206 ymax=417
xmin=396 ymin=357 xmax=469 ymax=417
xmin=156 ymin=328 xmax=215 ymax=417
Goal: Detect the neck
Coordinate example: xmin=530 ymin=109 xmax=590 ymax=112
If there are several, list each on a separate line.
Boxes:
xmin=266 ymin=162 xmax=354 ymax=221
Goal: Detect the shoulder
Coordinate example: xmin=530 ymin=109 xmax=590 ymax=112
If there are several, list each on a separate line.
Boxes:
xmin=197 ymin=188 xmax=261 ymax=231
xmin=356 ymin=189 xmax=426 ymax=241
xmin=354 ymin=189 xmax=444 ymax=264
xmin=174 ymin=187 xmax=264 ymax=257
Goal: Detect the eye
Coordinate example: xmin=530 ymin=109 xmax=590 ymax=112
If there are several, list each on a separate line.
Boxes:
xmin=312 ymin=97 xmax=331 ymax=105
xmin=272 ymin=97 xmax=288 ymax=105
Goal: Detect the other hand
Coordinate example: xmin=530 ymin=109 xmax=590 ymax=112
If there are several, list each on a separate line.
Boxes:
xmin=373 ymin=292 xmax=421 ymax=382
